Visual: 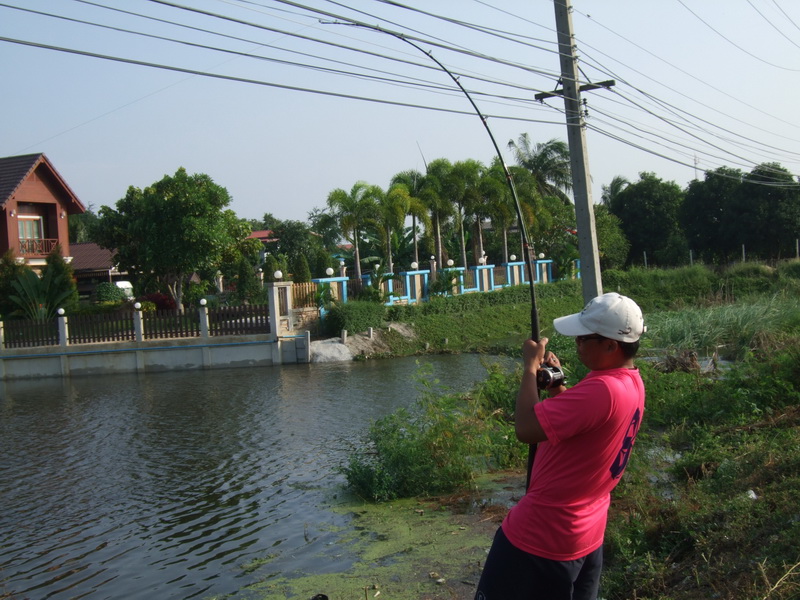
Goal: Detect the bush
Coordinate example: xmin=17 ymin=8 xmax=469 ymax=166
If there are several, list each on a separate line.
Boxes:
xmin=291 ymin=254 xmax=312 ymax=283
xmin=322 ymin=300 xmax=386 ymax=336
xmin=720 ymin=262 xmax=777 ymax=297
xmin=95 ymin=282 xmax=129 ymax=303
xmin=343 ymin=362 xmax=528 ymax=501
xmin=777 ymin=259 xmax=800 ymax=281
xmin=139 ymin=292 xmax=176 ymax=311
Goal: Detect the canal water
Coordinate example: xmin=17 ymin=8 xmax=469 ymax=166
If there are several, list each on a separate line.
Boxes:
xmin=0 ymin=354 xmax=514 ymax=600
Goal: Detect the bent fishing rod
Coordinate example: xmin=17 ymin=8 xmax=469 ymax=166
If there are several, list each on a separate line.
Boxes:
xmin=330 ymin=21 xmax=543 ymax=489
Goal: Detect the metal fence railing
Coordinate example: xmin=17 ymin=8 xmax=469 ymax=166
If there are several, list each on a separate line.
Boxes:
xmin=208 ymin=305 xmax=269 ymax=336
xmin=68 ymin=311 xmax=136 ymax=344
xmin=2 ymin=319 xmax=58 ymax=348
xmin=1 ymin=304 xmax=271 ymax=350
xmin=142 ymin=308 xmax=201 ymax=340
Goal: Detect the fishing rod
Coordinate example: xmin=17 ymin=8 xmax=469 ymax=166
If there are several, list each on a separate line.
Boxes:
xmin=330 ymin=21 xmax=543 ymax=488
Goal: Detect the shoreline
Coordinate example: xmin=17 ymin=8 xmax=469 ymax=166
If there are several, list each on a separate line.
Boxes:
xmin=248 ymin=471 xmax=526 ymax=600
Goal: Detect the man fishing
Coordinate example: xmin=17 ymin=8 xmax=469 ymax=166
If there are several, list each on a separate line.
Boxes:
xmin=475 ymin=292 xmax=646 ymax=600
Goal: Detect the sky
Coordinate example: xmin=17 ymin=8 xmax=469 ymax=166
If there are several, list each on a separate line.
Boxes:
xmin=2 ymin=1 xmax=799 ymax=225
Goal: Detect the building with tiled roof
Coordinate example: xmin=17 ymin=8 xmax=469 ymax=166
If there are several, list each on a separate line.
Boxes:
xmin=0 ymin=153 xmax=85 ymax=267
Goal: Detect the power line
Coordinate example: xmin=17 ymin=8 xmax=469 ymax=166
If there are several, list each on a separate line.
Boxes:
xmin=0 ymin=34 xmax=562 ymax=126
xmin=676 ymin=0 xmax=800 ymax=72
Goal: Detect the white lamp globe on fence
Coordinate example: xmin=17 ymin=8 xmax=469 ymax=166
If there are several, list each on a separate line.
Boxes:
xmin=274 ymin=270 xmax=283 ymax=280
xmin=134 ymin=302 xmax=142 ymax=310
xmin=57 ymin=308 xmax=65 ymax=316
xmin=447 ymin=259 xmax=454 ymax=267
xmin=478 ymin=257 xmax=486 ymax=265
xmin=199 ymin=298 xmax=207 ymax=306
xmin=411 ymin=261 xmax=418 ymax=270
xmin=510 ymin=254 xmax=517 ymax=261
xmin=326 ymin=267 xmax=334 ymax=276
xmin=539 ymin=253 xmax=545 ymax=259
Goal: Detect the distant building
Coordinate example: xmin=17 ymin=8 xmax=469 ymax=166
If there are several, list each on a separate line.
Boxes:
xmin=70 ymin=242 xmax=129 ymax=301
xmin=0 ymin=153 xmax=86 ymax=268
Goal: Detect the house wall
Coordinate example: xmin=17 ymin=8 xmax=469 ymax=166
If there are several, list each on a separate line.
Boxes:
xmin=0 ymin=211 xmax=8 ymax=254
xmin=6 ymin=165 xmax=71 ymax=257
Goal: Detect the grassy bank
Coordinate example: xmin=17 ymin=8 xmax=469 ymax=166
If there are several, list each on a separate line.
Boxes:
xmin=338 ymin=262 xmax=800 ymax=599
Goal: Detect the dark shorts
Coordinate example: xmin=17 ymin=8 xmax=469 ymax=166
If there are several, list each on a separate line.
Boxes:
xmin=474 ymin=527 xmax=603 ymax=600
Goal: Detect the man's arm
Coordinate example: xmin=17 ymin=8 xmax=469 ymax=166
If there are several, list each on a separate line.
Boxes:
xmin=514 ymin=338 xmax=550 ymax=444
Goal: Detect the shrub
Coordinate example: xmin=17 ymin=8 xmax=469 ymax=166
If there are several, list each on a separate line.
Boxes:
xmin=721 ymin=262 xmax=777 ymax=296
xmin=779 ymin=259 xmax=800 ymax=277
xmin=43 ymin=244 xmax=79 ymax=312
xmin=343 ymin=362 xmax=531 ymax=501
xmin=291 ymin=254 xmax=312 ymax=283
xmin=95 ymin=282 xmax=129 ymax=303
xmin=140 ymin=292 xmax=176 ymax=311
xmin=322 ymin=300 xmax=386 ymax=336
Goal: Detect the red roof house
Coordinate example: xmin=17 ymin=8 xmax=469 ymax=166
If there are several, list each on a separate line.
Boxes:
xmin=0 ymin=153 xmax=86 ymax=267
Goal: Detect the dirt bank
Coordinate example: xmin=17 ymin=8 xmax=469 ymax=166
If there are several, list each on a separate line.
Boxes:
xmin=248 ymin=472 xmax=526 ymax=600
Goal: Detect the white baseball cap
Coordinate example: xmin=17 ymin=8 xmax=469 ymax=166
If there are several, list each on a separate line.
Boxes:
xmin=553 ymin=293 xmax=645 ymax=343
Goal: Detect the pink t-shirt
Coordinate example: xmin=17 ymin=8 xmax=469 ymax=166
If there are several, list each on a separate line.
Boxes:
xmin=502 ymin=367 xmax=645 ymax=561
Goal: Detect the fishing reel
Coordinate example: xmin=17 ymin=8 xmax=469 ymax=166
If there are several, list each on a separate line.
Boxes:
xmin=536 ymin=364 xmax=565 ymax=390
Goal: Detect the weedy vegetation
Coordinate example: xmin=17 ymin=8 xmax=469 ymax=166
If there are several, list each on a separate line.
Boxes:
xmin=342 ymin=260 xmax=800 ymax=599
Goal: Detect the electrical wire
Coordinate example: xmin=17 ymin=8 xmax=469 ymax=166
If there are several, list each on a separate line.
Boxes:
xmin=2 ymin=0 xmax=798 ymax=191
xmin=747 ymin=0 xmax=800 ymax=50
xmin=676 ymin=0 xmax=800 ymax=72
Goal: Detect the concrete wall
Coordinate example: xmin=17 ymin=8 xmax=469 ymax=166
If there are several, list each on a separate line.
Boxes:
xmin=0 ymin=333 xmax=311 ymax=381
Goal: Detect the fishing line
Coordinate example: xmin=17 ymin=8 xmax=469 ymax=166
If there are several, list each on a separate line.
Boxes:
xmin=329 ymin=20 xmax=543 ymax=489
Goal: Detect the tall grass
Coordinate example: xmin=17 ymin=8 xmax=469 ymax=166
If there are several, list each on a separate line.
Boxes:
xmin=643 ymin=294 xmax=800 ymax=358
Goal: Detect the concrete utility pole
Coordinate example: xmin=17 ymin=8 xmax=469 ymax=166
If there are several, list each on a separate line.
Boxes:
xmin=536 ymin=0 xmax=608 ymax=303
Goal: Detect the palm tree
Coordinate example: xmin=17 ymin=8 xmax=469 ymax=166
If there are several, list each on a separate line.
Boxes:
xmin=451 ymin=159 xmax=483 ymax=268
xmin=390 ymin=170 xmax=431 ymax=265
xmin=481 ymin=158 xmax=515 ymax=263
xmin=372 ymin=183 xmax=411 ymax=274
xmin=507 ymin=134 xmax=572 ymax=204
xmin=420 ymin=158 xmax=456 ymax=266
xmin=601 ymin=175 xmax=630 ymax=208
xmin=326 ymin=182 xmax=378 ymax=281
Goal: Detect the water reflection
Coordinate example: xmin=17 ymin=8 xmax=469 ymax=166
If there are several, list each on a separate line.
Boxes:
xmin=0 ymin=354 xmax=514 ymax=599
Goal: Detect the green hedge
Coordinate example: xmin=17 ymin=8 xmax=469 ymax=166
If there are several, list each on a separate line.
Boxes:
xmin=323 ymin=301 xmax=387 ymax=336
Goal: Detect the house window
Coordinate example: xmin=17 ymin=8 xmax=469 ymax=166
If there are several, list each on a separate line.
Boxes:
xmin=18 ymin=216 xmax=43 ymax=240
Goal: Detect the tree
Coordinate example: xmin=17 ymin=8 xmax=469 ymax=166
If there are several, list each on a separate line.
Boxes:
xmin=327 ymin=181 xmax=378 ymax=281
xmin=0 ymin=250 xmax=31 ymax=318
xmin=94 ymin=167 xmax=249 ymax=309
xmin=233 ymin=255 xmax=262 ymax=303
xmin=291 ymin=253 xmax=312 ymax=283
xmin=682 ymin=167 xmax=743 ymax=263
xmin=507 ymin=134 xmax=572 ymax=204
xmin=390 ymin=170 xmax=431 ymax=265
xmin=601 ymin=176 xmax=630 ymax=207
xmin=608 ymin=172 xmax=687 ymax=266
xmin=481 ymin=159 xmax=515 ymax=263
xmin=533 ymin=196 xmax=578 ymax=278
xmin=9 ymin=268 xmax=75 ymax=321
xmin=43 ymin=244 xmax=79 ymax=312
xmin=307 ymin=207 xmax=341 ymax=252
xmin=593 ymin=204 xmax=629 ymax=270
xmin=266 ymin=219 xmax=323 ymax=275
xmin=735 ymin=163 xmax=800 ymax=260
xmin=451 ymin=159 xmax=483 ymax=268
xmin=372 ymin=183 xmax=411 ymax=274
xmin=420 ymin=158 xmax=456 ymax=266
xmin=69 ymin=204 xmax=99 ymax=243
